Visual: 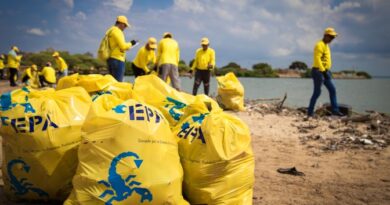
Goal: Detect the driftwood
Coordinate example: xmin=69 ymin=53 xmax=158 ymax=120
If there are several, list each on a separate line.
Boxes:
xmin=277 ymin=93 xmax=287 ymax=110
xmin=341 ymin=115 xmax=371 ymax=123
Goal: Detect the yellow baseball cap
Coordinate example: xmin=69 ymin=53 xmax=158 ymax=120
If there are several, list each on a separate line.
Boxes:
xmin=12 ymin=46 xmax=19 ymax=52
xmin=147 ymin=37 xmax=157 ymax=49
xmin=31 ymin=64 xmax=38 ymax=70
xmin=0 ymin=54 xmax=4 ymax=59
xmin=163 ymin=32 xmax=172 ymax=38
xmin=201 ymin=37 xmax=209 ymax=45
xmin=324 ymin=27 xmax=338 ymax=37
xmin=116 ymin=15 xmax=130 ymax=27
xmin=52 ymin=51 xmax=59 ymax=57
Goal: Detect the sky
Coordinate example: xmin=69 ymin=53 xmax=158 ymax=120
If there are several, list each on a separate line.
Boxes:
xmin=0 ymin=0 xmax=389 ymax=76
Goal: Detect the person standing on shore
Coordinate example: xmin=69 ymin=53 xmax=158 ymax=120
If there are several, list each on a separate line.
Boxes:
xmin=7 ymin=46 xmax=22 ymax=87
xmin=0 ymin=54 xmax=5 ymax=80
xmin=156 ymin=32 xmax=181 ymax=91
xmin=52 ymin=51 xmax=68 ymax=80
xmin=132 ymin=37 xmax=157 ymax=78
xmin=104 ymin=15 xmax=138 ymax=82
xmin=308 ymin=27 xmax=342 ymax=117
xmin=190 ymin=37 xmax=215 ymax=95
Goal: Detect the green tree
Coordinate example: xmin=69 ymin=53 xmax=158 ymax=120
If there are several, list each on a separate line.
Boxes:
xmin=178 ymin=60 xmax=190 ymax=74
xmin=252 ymin=63 xmax=278 ymax=77
xmin=289 ymin=61 xmax=308 ymax=70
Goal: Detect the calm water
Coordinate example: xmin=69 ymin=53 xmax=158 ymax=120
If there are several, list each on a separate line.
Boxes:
xmin=125 ymin=76 xmax=390 ymax=114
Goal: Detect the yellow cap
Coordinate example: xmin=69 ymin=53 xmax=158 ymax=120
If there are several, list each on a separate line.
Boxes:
xmin=201 ymin=37 xmax=209 ymax=45
xmin=116 ymin=15 xmax=130 ymax=27
xmin=52 ymin=51 xmax=59 ymax=57
xmin=163 ymin=32 xmax=172 ymax=38
xmin=0 ymin=54 xmax=4 ymax=59
xmin=147 ymin=37 xmax=157 ymax=49
xmin=324 ymin=27 xmax=338 ymax=37
xmin=31 ymin=64 xmax=38 ymax=70
xmin=12 ymin=46 xmax=19 ymax=52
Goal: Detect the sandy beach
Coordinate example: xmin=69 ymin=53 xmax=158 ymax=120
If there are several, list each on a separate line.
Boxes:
xmin=0 ymin=80 xmax=389 ymax=205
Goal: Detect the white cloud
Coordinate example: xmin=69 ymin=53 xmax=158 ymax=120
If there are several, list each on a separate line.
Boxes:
xmin=64 ymin=0 xmax=74 ymax=9
xmin=174 ymin=0 xmax=205 ymax=13
xmin=272 ymin=48 xmax=292 ymax=57
xmin=75 ymin=11 xmax=87 ymax=21
xmin=104 ymin=0 xmax=133 ymax=11
xmin=26 ymin=28 xmax=48 ymax=36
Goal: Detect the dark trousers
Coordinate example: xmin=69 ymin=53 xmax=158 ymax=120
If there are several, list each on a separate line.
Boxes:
xmin=0 ymin=69 xmax=4 ymax=79
xmin=132 ymin=63 xmax=146 ymax=78
xmin=39 ymin=76 xmax=54 ymax=87
xmin=107 ymin=58 xmax=125 ymax=82
xmin=308 ymin=69 xmax=339 ymax=116
xmin=192 ymin=69 xmax=211 ymax=95
xmin=22 ymin=75 xmax=30 ymax=83
xmin=9 ymin=67 xmax=18 ymax=86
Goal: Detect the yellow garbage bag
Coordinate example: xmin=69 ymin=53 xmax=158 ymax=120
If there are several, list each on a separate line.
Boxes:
xmin=173 ymin=96 xmax=254 ymax=204
xmin=216 ymin=72 xmax=245 ymax=111
xmin=57 ymin=74 xmax=133 ymax=101
xmin=0 ymin=87 xmax=92 ymax=201
xmin=133 ymin=75 xmax=195 ymax=127
xmin=77 ymin=74 xmax=117 ymax=93
xmin=64 ymin=94 xmax=188 ymax=205
xmin=0 ymin=87 xmax=32 ymax=110
xmin=57 ymin=73 xmax=79 ymax=90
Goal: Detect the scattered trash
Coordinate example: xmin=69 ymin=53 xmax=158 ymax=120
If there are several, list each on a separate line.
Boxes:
xmin=277 ymin=167 xmax=305 ymax=176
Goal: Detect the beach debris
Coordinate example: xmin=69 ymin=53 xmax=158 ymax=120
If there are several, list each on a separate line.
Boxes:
xmin=277 ymin=167 xmax=305 ymax=176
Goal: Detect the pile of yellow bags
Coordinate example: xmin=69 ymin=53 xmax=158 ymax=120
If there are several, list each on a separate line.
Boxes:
xmin=64 ymin=94 xmax=188 ymax=205
xmin=216 ymin=72 xmax=245 ymax=111
xmin=0 ymin=87 xmax=91 ymax=201
xmin=0 ymin=73 xmax=254 ymax=204
xmin=173 ymin=96 xmax=254 ymax=204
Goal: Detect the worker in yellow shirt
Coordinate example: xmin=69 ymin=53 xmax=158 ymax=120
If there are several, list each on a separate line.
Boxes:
xmin=22 ymin=64 xmax=38 ymax=85
xmin=132 ymin=37 xmax=157 ymax=78
xmin=7 ymin=46 xmax=22 ymax=87
xmin=308 ymin=27 xmax=342 ymax=117
xmin=190 ymin=37 xmax=215 ymax=95
xmin=52 ymin=51 xmax=68 ymax=79
xmin=39 ymin=62 xmax=56 ymax=87
xmin=104 ymin=15 xmax=138 ymax=82
xmin=0 ymin=54 xmax=5 ymax=79
xmin=156 ymin=32 xmax=181 ymax=91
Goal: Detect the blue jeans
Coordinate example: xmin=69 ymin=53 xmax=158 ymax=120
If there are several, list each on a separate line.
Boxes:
xmin=308 ymin=69 xmax=339 ymax=116
xmin=107 ymin=58 xmax=125 ymax=82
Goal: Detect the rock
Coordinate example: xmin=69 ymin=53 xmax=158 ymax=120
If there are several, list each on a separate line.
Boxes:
xmin=361 ymin=139 xmax=374 ymax=145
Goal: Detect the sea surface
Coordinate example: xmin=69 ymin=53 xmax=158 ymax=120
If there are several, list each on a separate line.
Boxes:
xmin=124 ymin=76 xmax=390 ymax=114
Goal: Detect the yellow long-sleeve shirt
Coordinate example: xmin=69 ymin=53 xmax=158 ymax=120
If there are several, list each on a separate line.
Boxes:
xmin=191 ymin=48 xmax=216 ymax=71
xmin=7 ymin=50 xmax=22 ymax=69
xmin=156 ymin=38 xmax=180 ymax=66
xmin=312 ymin=40 xmax=332 ymax=72
xmin=22 ymin=67 xmax=33 ymax=79
xmin=107 ymin=26 xmax=132 ymax=62
xmin=133 ymin=46 xmax=156 ymax=73
xmin=0 ymin=59 xmax=4 ymax=70
xmin=39 ymin=66 xmax=56 ymax=83
xmin=55 ymin=57 xmax=68 ymax=72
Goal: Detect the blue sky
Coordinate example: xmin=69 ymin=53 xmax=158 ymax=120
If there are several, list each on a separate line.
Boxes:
xmin=0 ymin=0 xmax=389 ymax=76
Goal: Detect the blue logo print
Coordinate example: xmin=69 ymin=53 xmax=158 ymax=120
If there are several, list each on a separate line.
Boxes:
xmin=164 ymin=97 xmax=186 ymax=121
xmin=98 ymin=151 xmax=153 ymax=204
xmin=7 ymin=159 xmax=49 ymax=197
